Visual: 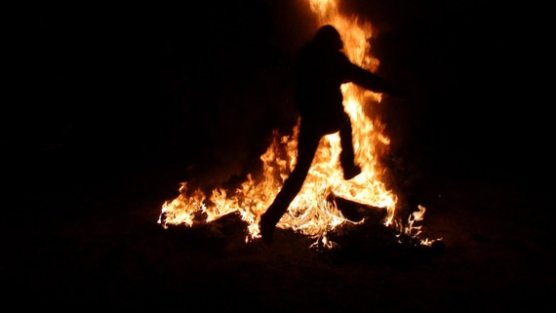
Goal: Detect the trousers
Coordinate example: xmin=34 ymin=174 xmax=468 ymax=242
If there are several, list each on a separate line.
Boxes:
xmin=261 ymin=112 xmax=357 ymax=228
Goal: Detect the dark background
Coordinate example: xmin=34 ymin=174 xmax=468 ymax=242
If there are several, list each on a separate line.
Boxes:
xmin=3 ymin=0 xmax=553 ymax=310
xmin=10 ymin=0 xmax=547 ymax=185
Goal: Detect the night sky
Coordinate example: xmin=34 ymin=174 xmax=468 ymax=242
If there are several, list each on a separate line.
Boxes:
xmin=12 ymin=0 xmax=544 ymax=187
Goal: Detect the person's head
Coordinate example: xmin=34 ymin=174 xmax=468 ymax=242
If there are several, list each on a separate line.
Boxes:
xmin=312 ymin=25 xmax=343 ymax=50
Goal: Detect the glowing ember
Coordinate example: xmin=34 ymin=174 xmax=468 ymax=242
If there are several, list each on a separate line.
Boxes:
xmin=159 ymin=0 xmax=403 ymax=242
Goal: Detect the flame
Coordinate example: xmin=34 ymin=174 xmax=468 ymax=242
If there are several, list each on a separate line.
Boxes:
xmin=159 ymin=0 xmax=400 ymax=242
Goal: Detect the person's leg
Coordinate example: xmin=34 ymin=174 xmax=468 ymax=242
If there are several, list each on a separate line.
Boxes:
xmin=259 ymin=123 xmax=321 ymax=243
xmin=339 ymin=115 xmax=361 ymax=180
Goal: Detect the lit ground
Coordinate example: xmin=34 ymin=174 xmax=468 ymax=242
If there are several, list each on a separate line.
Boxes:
xmin=3 ymin=143 xmax=553 ymax=311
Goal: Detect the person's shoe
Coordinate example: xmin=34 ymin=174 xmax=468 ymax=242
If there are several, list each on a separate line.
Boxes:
xmin=259 ymin=215 xmax=275 ymax=245
xmin=343 ymin=165 xmax=361 ymax=180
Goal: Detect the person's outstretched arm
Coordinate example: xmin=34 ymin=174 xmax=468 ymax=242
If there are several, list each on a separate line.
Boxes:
xmin=343 ymin=58 xmax=405 ymax=98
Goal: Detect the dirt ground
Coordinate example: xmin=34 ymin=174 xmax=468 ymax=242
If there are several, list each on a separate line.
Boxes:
xmin=2 ymin=144 xmax=554 ymax=311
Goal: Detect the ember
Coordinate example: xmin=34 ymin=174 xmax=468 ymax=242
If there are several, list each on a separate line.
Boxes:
xmin=159 ymin=0 xmax=431 ymax=246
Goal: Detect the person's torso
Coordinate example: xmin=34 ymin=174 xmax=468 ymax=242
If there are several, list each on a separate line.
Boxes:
xmin=294 ymin=45 xmax=349 ymax=119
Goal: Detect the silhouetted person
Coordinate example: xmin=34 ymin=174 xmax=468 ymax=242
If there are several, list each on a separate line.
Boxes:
xmin=259 ymin=25 xmax=402 ymax=244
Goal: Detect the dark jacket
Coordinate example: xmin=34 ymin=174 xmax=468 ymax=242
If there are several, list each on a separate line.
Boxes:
xmin=294 ymin=42 xmax=394 ymax=131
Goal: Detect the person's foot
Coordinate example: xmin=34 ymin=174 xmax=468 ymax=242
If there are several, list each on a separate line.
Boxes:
xmin=343 ymin=165 xmax=361 ymax=180
xmin=259 ymin=214 xmax=275 ymax=245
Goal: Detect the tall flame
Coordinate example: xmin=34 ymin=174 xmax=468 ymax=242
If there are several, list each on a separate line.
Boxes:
xmin=159 ymin=0 xmax=398 ymax=242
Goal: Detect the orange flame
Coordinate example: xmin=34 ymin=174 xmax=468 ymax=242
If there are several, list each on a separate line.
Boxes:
xmin=159 ymin=0 xmax=400 ymax=242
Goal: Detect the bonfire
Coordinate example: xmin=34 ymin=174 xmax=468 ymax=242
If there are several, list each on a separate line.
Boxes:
xmin=159 ymin=0 xmax=436 ymax=248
